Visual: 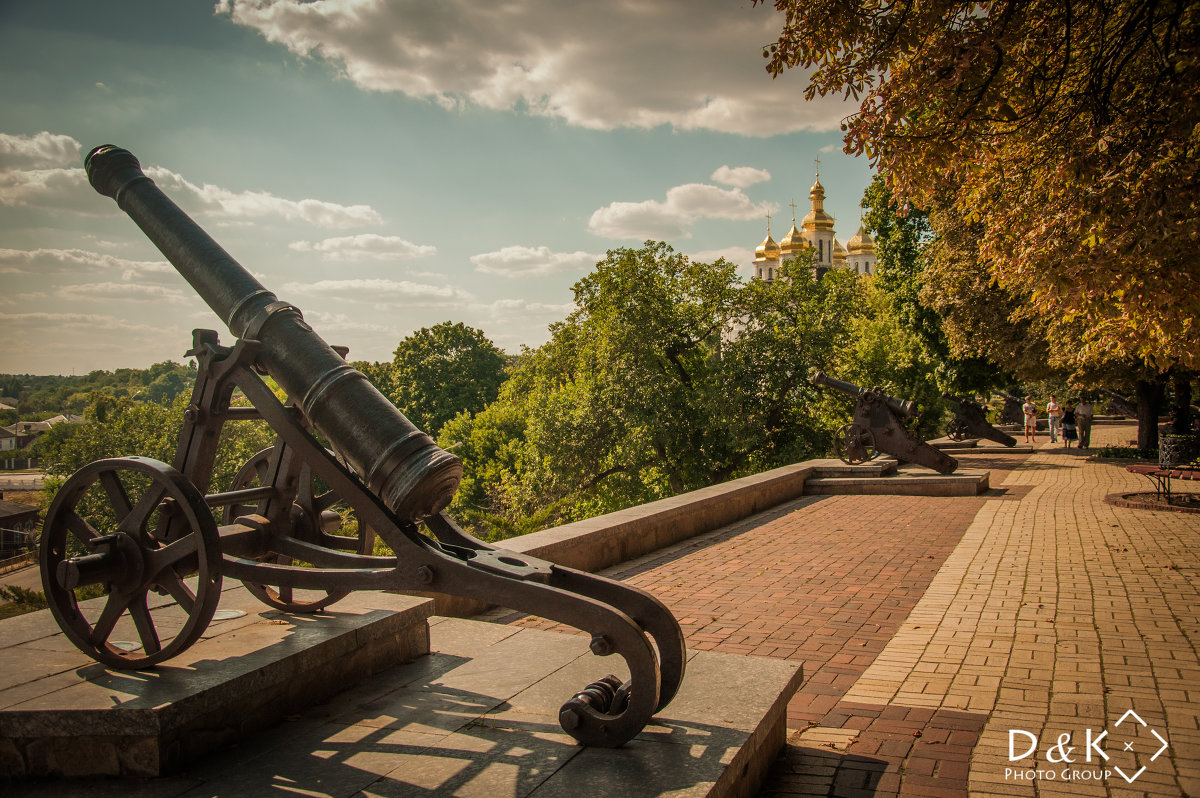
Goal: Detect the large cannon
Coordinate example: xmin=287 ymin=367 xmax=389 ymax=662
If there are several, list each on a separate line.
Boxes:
xmin=811 ymin=371 xmax=958 ymax=474
xmin=40 ymin=146 xmax=684 ymax=748
xmin=943 ymin=393 xmax=1018 ymax=447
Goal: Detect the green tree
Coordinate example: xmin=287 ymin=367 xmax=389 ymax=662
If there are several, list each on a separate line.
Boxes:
xmin=864 ymin=176 xmax=1017 ymax=397
xmin=760 ymin=0 xmax=1198 ymax=370
xmin=35 ymin=392 xmax=276 ymax=528
xmin=439 ymin=243 xmax=859 ymax=537
xmin=389 ymin=322 xmax=508 ymax=436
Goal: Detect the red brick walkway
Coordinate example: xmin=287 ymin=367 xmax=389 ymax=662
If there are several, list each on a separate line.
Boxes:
xmin=502 ymin=451 xmax=1028 ymax=797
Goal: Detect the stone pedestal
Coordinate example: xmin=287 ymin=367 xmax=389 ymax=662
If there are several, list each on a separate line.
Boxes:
xmin=0 ymin=586 xmax=433 ymax=777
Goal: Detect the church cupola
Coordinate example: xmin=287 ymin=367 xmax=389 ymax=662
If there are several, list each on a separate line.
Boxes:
xmin=752 ymin=212 xmax=781 ymax=282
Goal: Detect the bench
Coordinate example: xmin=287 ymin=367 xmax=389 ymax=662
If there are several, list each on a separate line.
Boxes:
xmin=1125 ymin=463 xmax=1200 ymax=502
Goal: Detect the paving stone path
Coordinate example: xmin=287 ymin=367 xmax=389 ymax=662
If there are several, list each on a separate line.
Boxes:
xmin=505 ymin=426 xmax=1200 ymax=797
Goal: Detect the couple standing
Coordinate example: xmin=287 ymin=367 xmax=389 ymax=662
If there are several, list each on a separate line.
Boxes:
xmin=1023 ymin=395 xmax=1094 ymax=448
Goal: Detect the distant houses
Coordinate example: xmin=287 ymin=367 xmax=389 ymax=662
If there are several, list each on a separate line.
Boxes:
xmin=0 ymin=413 xmax=82 ymax=453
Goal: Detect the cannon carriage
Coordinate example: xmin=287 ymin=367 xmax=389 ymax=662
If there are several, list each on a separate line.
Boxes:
xmin=942 ymin=392 xmax=1018 ymax=447
xmin=810 ymin=371 xmax=958 ymax=474
xmin=40 ymin=146 xmax=684 ymax=748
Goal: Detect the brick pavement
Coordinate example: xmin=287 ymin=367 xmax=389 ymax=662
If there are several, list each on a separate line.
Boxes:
xmin=502 ymin=427 xmax=1200 ymax=797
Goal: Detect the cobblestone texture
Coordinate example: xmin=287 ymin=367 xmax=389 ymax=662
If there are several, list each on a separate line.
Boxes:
xmin=505 ymin=427 xmax=1200 ymax=797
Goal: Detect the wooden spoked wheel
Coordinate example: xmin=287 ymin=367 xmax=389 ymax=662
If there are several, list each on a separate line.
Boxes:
xmin=40 ymin=457 xmax=222 ymax=669
xmin=834 ymin=423 xmax=879 ymax=465
xmin=223 ymin=447 xmax=374 ymax=612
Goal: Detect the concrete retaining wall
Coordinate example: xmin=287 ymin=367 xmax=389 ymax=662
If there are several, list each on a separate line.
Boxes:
xmin=426 ymin=462 xmax=814 ymax=616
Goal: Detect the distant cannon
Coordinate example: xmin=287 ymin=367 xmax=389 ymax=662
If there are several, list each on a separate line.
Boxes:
xmin=942 ymin=393 xmax=1018 ymax=447
xmin=996 ymin=391 xmax=1027 ymax=425
xmin=810 ymin=371 xmax=958 ymax=474
xmin=1105 ymin=390 xmax=1137 ymax=418
xmin=39 ymin=146 xmax=685 ymax=748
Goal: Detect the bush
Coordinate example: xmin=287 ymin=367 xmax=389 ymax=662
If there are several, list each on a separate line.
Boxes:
xmin=1095 ymin=445 xmax=1156 ymax=460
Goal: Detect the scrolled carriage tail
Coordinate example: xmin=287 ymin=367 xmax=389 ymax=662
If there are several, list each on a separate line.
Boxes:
xmin=39 ymin=145 xmax=685 ymax=748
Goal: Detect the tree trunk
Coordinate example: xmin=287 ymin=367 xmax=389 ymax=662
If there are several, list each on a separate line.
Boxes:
xmin=1135 ymin=377 xmax=1165 ymax=451
xmin=1171 ymin=368 xmax=1194 ymax=434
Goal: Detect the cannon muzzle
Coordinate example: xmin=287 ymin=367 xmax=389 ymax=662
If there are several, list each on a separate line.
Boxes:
xmin=811 ymin=371 xmax=917 ymax=419
xmin=85 ymin=146 xmax=461 ymax=520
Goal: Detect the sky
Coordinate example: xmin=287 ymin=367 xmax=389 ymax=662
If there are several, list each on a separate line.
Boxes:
xmin=0 ymin=0 xmax=874 ymax=376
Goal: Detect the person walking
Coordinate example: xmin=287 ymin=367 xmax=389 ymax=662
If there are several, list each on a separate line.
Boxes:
xmin=1046 ymin=395 xmax=1063 ymax=443
xmin=1061 ymin=401 xmax=1078 ymax=448
xmin=1022 ymin=395 xmax=1038 ymax=443
xmin=1076 ymin=396 xmax=1095 ymax=449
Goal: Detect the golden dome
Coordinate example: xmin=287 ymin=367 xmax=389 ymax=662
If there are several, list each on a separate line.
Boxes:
xmin=802 ymin=177 xmax=835 ymax=231
xmin=846 ymin=224 xmax=876 ymax=255
xmin=832 ymin=237 xmax=848 ymax=265
xmin=755 ymin=233 xmax=780 ymax=259
xmin=779 ymin=222 xmax=807 ymax=254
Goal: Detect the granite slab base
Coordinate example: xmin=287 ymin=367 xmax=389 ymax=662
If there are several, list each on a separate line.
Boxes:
xmin=805 ymin=469 xmax=990 ymax=496
xmin=6 ymin=617 xmax=804 ymax=798
xmin=0 ymin=586 xmax=433 ymax=778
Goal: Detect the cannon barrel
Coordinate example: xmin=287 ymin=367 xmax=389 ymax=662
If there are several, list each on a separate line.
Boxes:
xmin=85 ymin=145 xmax=461 ymax=521
xmin=811 ymin=371 xmax=917 ymax=419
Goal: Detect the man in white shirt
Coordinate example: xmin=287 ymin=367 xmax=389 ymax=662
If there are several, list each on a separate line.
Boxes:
xmin=1046 ymin=395 xmax=1063 ymax=443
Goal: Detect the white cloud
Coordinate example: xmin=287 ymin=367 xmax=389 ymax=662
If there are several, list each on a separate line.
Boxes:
xmin=711 ymin=165 xmax=771 ymax=188
xmin=0 ymin=167 xmax=106 ymax=214
xmin=144 ymin=166 xmax=382 ymax=228
xmin=0 ymin=132 xmax=81 ymax=170
xmin=0 ymin=248 xmax=170 ymax=276
xmin=588 ymin=183 xmax=772 ymax=240
xmin=215 ymin=0 xmax=852 ymax=137
xmin=289 ymin=233 xmax=435 ymax=260
xmin=57 ymin=282 xmax=188 ymax=303
xmin=0 ymin=143 xmax=381 ymax=228
xmin=470 ymin=245 xmax=598 ymax=278
xmin=687 ymin=246 xmax=754 ymax=269
xmin=0 ymin=311 xmax=161 ymax=334
xmin=307 ymin=311 xmax=392 ymax=334
xmin=280 ymin=278 xmax=473 ymax=303
xmin=477 ymin=297 xmax=575 ymax=316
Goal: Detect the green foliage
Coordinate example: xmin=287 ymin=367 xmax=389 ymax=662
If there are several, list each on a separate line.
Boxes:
xmin=832 ymin=279 xmax=946 ymax=439
xmin=0 ymin=585 xmax=48 ymax=611
xmin=1095 ymin=445 xmax=1155 ymax=460
xmin=389 ymin=322 xmax=508 ymax=436
xmin=34 ymin=391 xmax=276 ymax=531
xmin=1 ymin=361 xmax=195 ymax=415
xmin=0 ymin=584 xmax=105 ymax=621
xmin=762 ymin=0 xmax=1199 ymax=370
xmin=864 ymin=175 xmax=1000 ymax=395
xmin=438 ymin=243 xmax=859 ymax=537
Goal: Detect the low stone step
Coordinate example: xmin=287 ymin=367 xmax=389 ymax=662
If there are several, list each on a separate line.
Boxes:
xmin=929 ymin=437 xmax=1033 ymax=454
xmin=806 ymin=457 xmax=898 ymax=478
xmin=1 ymin=600 xmax=802 ymax=797
xmin=0 ymin=586 xmax=434 ymax=778
xmin=805 ymin=470 xmax=990 ymax=497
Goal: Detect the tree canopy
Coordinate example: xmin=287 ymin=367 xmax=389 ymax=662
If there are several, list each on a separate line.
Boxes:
xmin=760 ymin=0 xmax=1199 ymax=370
xmin=437 ymin=242 xmax=936 ymax=538
xmin=387 ymin=321 xmax=508 ymax=436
